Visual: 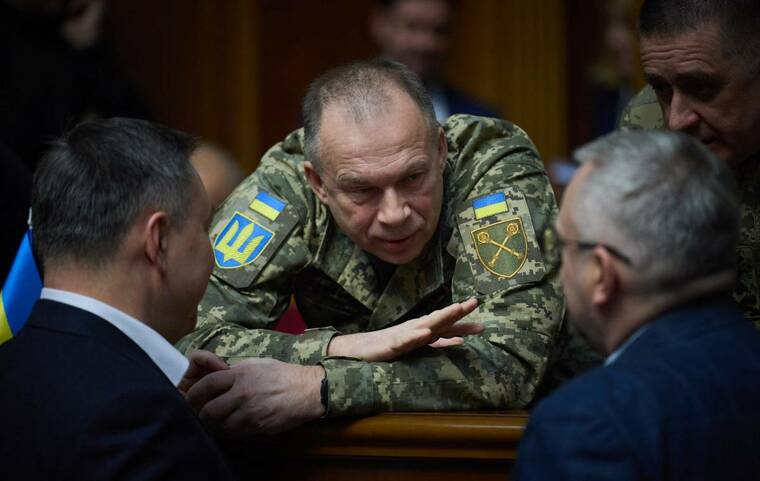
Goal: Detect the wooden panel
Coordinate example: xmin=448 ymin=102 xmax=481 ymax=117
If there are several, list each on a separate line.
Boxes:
xmin=108 ymin=0 xmax=260 ymax=172
xmin=109 ymin=1 xmax=572 ymax=170
xmin=258 ymin=0 xmax=376 ymax=155
xmin=224 ymin=411 xmax=529 ymax=481
xmin=447 ymin=0 xmax=568 ymax=163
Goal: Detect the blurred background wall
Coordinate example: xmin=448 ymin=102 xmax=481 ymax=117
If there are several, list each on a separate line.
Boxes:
xmin=107 ymin=0 xmax=643 ymax=174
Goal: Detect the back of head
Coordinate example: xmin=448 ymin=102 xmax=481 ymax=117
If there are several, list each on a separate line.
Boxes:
xmin=190 ymin=143 xmax=244 ymax=208
xmin=32 ymin=117 xmax=197 ymax=272
xmin=639 ymin=0 xmax=760 ymax=76
xmin=301 ymin=58 xmax=438 ymax=170
xmin=571 ymin=130 xmax=739 ymax=291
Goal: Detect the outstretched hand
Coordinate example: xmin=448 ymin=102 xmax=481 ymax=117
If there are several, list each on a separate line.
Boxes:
xmin=327 ymin=297 xmax=482 ymax=362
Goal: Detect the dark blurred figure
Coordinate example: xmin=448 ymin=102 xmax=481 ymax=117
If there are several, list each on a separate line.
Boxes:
xmin=589 ymin=0 xmax=637 ymax=138
xmin=0 ymin=143 xmax=32 ymax=282
xmin=0 ymin=0 xmax=151 ymax=171
xmin=370 ymin=0 xmax=499 ymax=121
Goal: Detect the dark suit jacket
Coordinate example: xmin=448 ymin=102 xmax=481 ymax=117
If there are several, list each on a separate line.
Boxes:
xmin=443 ymin=85 xmax=500 ymax=119
xmin=0 ymin=299 xmax=235 ymax=480
xmin=515 ymin=296 xmax=760 ymax=480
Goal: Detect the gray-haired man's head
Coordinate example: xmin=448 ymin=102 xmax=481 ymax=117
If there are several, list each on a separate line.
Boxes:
xmin=567 ymin=130 xmax=739 ymax=291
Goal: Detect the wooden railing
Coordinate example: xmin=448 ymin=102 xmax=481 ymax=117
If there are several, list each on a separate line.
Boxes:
xmin=224 ymin=411 xmax=529 ymax=481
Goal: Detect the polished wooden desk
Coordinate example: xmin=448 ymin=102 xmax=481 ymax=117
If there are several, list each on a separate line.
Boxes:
xmin=224 ymin=411 xmax=528 ymax=480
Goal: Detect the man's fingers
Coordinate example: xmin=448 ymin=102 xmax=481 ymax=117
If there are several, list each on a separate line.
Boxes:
xmin=441 ymin=320 xmax=485 ymax=338
xmin=429 ymin=320 xmax=485 ymax=349
xmin=198 ymin=388 xmax=243 ymax=432
xmin=179 ymin=351 xmax=230 ymax=394
xmin=420 ymin=297 xmax=479 ymax=330
xmin=188 ymin=349 xmax=230 ymax=373
xmin=429 ymin=337 xmax=464 ymax=348
xmin=186 ymin=369 xmax=237 ymax=413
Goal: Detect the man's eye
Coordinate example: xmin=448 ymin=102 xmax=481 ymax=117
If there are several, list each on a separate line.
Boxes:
xmin=347 ymin=187 xmax=376 ymax=201
xmin=651 ymin=83 xmax=672 ymax=104
xmin=683 ymin=82 xmax=719 ymax=102
xmin=405 ymin=173 xmax=422 ymax=183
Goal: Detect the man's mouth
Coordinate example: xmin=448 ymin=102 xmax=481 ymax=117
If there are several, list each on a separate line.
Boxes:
xmin=380 ymin=234 xmax=415 ymax=251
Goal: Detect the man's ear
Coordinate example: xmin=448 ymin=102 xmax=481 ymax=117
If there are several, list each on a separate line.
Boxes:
xmin=436 ymin=127 xmax=448 ymax=169
xmin=144 ymin=211 xmax=170 ymax=274
xmin=589 ymin=246 xmax=620 ymax=311
xmin=304 ymin=161 xmax=329 ymax=204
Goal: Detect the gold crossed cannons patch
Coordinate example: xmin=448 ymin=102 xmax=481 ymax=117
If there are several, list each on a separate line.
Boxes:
xmin=455 ymin=189 xmax=545 ymax=294
xmin=471 ymin=218 xmax=528 ymax=278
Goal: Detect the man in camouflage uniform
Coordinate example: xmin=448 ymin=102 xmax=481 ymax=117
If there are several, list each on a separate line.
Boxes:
xmin=178 ymin=59 xmax=563 ymax=434
xmin=620 ymin=0 xmax=760 ymax=329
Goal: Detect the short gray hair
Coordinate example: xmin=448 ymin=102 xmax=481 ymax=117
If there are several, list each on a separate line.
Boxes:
xmin=570 ymin=130 xmax=739 ymax=290
xmin=302 ymin=58 xmax=438 ymax=171
xmin=32 ymin=117 xmax=198 ymax=270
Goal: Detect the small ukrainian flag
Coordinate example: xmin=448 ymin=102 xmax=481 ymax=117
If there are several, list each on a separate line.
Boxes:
xmin=472 ymin=192 xmax=508 ymax=220
xmin=1 ymin=230 xmax=42 ymax=345
xmin=249 ymin=191 xmax=286 ymax=221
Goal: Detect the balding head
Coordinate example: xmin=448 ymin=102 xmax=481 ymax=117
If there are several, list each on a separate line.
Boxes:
xmin=302 ymin=58 xmax=438 ymax=172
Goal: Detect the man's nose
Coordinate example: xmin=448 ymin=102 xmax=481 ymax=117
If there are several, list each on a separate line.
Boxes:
xmin=376 ymin=188 xmax=410 ymax=226
xmin=666 ymin=91 xmax=700 ymax=132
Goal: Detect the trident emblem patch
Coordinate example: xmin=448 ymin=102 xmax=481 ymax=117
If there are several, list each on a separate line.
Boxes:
xmin=470 ymin=217 xmax=528 ymax=278
xmin=214 ymin=212 xmax=274 ymax=269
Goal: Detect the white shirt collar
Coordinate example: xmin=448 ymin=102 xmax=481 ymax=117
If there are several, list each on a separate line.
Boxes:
xmin=40 ymin=288 xmax=189 ymax=386
xmin=604 ymin=324 xmax=650 ymax=367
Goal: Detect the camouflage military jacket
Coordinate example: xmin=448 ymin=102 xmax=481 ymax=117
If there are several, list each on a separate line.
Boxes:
xmin=177 ymin=115 xmax=564 ymax=416
xmin=621 ymin=86 xmax=760 ymax=329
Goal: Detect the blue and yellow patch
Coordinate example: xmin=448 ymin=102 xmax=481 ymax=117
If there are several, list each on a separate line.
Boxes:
xmin=472 ymin=192 xmax=508 ymax=219
xmin=214 ymin=212 xmax=274 ymax=269
xmin=249 ymin=191 xmax=286 ymax=221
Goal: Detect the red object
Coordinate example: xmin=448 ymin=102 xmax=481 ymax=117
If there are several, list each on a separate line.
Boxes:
xmin=275 ymin=301 xmax=306 ymax=334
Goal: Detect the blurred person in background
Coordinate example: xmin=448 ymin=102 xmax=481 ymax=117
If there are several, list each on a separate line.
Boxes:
xmin=191 ymin=142 xmax=245 ymax=209
xmin=0 ymin=0 xmax=151 ymax=172
xmin=370 ymin=0 xmax=499 ymax=121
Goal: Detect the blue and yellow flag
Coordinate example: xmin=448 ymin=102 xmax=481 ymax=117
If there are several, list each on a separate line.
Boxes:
xmin=472 ymin=192 xmax=508 ymax=220
xmin=249 ymin=192 xmax=286 ymax=221
xmin=0 ymin=230 xmax=42 ymax=345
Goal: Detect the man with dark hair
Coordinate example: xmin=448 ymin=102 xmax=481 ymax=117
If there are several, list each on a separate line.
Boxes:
xmin=179 ymin=59 xmax=562 ymax=434
xmin=0 ymin=118 xmax=235 ymax=480
xmin=515 ymin=130 xmax=760 ymax=480
xmin=369 ymin=0 xmax=499 ymax=120
xmin=620 ymin=0 xmax=760 ymax=327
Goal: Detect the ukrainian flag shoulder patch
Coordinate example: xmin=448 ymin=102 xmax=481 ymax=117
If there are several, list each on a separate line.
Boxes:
xmin=472 ymin=192 xmax=508 ymax=219
xmin=249 ymin=191 xmax=286 ymax=221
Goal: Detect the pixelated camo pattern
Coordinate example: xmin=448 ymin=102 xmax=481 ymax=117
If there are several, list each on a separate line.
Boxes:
xmin=619 ymin=85 xmax=664 ymax=131
xmin=176 ymin=114 xmax=565 ymax=416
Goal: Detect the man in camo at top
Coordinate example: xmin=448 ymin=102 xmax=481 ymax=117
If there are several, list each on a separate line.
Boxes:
xmin=620 ymin=0 xmax=760 ymax=329
xmin=179 ymin=59 xmax=563 ymax=435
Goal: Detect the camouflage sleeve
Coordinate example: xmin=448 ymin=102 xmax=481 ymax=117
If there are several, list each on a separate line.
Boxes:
xmin=318 ymin=116 xmax=564 ymax=416
xmin=619 ymin=85 xmax=664 ymax=131
xmin=176 ymin=130 xmax=338 ymax=365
